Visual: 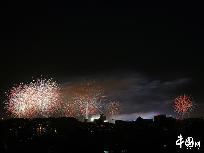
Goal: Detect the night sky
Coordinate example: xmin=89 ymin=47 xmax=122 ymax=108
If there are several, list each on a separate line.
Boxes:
xmin=0 ymin=1 xmax=204 ymax=119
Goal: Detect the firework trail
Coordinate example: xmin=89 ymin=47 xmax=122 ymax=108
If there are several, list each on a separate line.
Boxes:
xmin=173 ymin=94 xmax=193 ymax=119
xmin=6 ymin=78 xmax=61 ymax=118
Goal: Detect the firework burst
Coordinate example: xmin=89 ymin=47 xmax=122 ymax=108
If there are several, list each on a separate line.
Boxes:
xmin=71 ymin=83 xmax=104 ymax=119
xmin=106 ymin=101 xmax=120 ymax=117
xmin=62 ymin=82 xmax=120 ymax=120
xmin=173 ymin=94 xmax=193 ymax=119
xmin=6 ymin=78 xmax=61 ymax=118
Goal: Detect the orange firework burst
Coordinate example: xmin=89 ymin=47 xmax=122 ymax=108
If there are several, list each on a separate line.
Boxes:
xmin=62 ymin=82 xmax=121 ymax=120
xmin=62 ymin=83 xmax=104 ymax=119
xmin=173 ymin=95 xmax=193 ymax=119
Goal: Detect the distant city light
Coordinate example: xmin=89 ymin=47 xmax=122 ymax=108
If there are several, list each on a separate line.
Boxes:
xmin=90 ymin=115 xmax=100 ymax=122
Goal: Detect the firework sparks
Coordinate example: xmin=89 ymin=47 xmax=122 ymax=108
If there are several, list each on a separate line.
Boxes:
xmin=62 ymin=82 xmax=120 ymax=120
xmin=70 ymin=83 xmax=104 ymax=119
xmin=6 ymin=78 xmax=61 ymax=118
xmin=106 ymin=101 xmax=120 ymax=117
xmin=173 ymin=94 xmax=193 ymax=119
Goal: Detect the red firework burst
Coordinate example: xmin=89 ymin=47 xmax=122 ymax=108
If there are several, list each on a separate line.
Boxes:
xmin=173 ymin=95 xmax=193 ymax=118
xmin=106 ymin=101 xmax=120 ymax=117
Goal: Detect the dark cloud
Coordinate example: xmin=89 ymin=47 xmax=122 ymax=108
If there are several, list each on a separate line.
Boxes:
xmin=105 ymin=74 xmax=190 ymax=115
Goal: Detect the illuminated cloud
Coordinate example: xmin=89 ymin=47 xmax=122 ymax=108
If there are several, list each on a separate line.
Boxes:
xmin=61 ymin=72 xmax=191 ymax=120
